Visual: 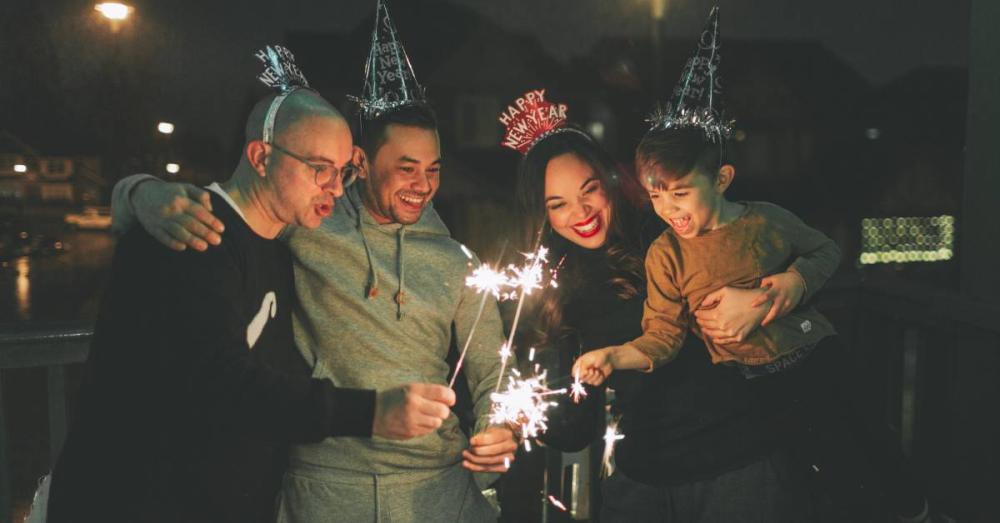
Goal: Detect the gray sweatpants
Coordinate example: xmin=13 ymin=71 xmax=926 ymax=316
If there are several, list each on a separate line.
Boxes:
xmin=276 ymin=461 xmax=498 ymax=523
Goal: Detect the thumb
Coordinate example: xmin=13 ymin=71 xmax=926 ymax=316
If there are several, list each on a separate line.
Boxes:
xmin=189 ymin=185 xmax=213 ymax=211
xmin=751 ymin=287 xmax=777 ymax=308
xmin=412 ymin=383 xmax=456 ymax=407
xmin=698 ymin=289 xmax=724 ymax=310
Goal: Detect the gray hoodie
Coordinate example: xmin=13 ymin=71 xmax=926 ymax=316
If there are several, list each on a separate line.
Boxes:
xmin=285 ymin=184 xmax=508 ymax=477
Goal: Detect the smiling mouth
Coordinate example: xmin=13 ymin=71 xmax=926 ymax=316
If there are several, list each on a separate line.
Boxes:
xmin=572 ymin=214 xmax=603 ymax=238
xmin=667 ymin=216 xmax=691 ymax=233
xmin=398 ymin=193 xmax=426 ymax=210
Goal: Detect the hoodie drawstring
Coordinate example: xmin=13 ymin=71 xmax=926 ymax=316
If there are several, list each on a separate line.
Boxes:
xmin=352 ymin=191 xmax=407 ymax=320
xmin=395 ymin=227 xmax=406 ymax=320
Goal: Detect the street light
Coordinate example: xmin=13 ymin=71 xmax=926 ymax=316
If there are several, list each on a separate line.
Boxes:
xmin=95 ymin=3 xmax=132 ymax=21
xmin=157 ymin=122 xmax=175 ymax=135
xmin=165 ymin=163 xmax=180 ymax=174
xmin=13 ymin=164 xmax=27 ymax=173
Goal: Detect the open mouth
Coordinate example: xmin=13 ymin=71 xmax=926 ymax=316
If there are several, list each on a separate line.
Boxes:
xmin=667 ymin=216 xmax=692 ymax=234
xmin=572 ymin=214 xmax=603 ymax=239
xmin=398 ymin=192 xmax=426 ymax=211
xmin=315 ymin=202 xmax=333 ymax=218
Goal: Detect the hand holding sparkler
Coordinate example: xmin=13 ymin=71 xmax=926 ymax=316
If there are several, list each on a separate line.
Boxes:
xmin=572 ymin=348 xmax=615 ymax=386
xmin=462 ymin=425 xmax=518 ymax=473
xmin=372 ymin=383 xmax=455 ymax=440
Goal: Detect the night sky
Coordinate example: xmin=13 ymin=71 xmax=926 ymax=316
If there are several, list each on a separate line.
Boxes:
xmin=2 ymin=0 xmax=971 ymax=150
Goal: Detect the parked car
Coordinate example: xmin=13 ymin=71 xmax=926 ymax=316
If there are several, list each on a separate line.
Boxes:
xmin=65 ymin=206 xmax=112 ymax=230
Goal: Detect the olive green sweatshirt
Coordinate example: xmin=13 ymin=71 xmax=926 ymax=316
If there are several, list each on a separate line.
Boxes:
xmin=628 ymin=201 xmax=840 ymax=367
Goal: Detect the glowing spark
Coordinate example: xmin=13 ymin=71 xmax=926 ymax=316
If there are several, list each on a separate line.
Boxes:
xmin=449 ymin=263 xmax=509 ymax=389
xmin=547 ymin=495 xmax=568 ymax=512
xmin=489 ymin=368 xmax=565 ymax=450
xmin=465 ymin=264 xmax=509 ymax=298
xmin=503 ymin=456 xmax=511 ymax=469
xmin=601 ymin=418 xmax=625 ymax=477
xmin=528 ymin=347 xmax=536 ymax=362
xmin=494 ymin=244 xmax=556 ymax=392
xmin=570 ymin=370 xmax=587 ymax=404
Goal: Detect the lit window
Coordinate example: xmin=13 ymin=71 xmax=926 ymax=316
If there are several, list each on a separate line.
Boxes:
xmin=859 ymin=215 xmax=954 ymax=264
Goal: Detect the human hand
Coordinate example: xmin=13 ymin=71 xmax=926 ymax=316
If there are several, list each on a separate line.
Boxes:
xmin=754 ymin=272 xmax=806 ymax=327
xmin=695 ymin=286 xmax=770 ymax=345
xmin=133 ymin=180 xmax=225 ymax=251
xmin=372 ymin=383 xmax=456 ymax=440
xmin=462 ymin=426 xmax=518 ymax=473
xmin=572 ymin=348 xmax=614 ymax=386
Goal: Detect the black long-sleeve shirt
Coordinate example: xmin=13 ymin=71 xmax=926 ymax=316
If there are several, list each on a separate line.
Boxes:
xmin=48 ymin=191 xmax=375 ymax=522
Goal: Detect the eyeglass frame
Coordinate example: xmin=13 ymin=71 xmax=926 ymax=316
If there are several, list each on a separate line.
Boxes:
xmin=268 ymin=142 xmax=362 ymax=189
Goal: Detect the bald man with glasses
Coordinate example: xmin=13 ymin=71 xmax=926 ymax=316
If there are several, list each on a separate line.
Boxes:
xmin=46 ymin=74 xmax=455 ymax=523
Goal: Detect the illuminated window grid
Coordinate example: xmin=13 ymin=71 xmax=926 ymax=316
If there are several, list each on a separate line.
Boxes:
xmin=859 ymin=215 xmax=954 ymax=265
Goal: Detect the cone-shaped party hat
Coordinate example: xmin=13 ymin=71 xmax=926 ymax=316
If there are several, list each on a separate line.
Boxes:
xmin=351 ymin=0 xmax=427 ymax=120
xmin=647 ymin=6 xmax=734 ymax=142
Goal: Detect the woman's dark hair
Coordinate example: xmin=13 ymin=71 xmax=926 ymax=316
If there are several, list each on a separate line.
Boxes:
xmin=635 ymin=127 xmax=725 ymax=188
xmin=514 ymin=129 xmax=646 ymax=348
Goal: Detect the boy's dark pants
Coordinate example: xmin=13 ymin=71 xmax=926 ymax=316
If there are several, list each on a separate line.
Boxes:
xmin=755 ymin=336 xmax=925 ymax=522
xmin=600 ymin=449 xmax=814 ymax=523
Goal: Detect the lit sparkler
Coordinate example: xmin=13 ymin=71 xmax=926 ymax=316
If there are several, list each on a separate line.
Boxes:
xmin=495 ymin=245 xmax=553 ymax=392
xmin=569 ymin=369 xmax=587 ymax=404
xmin=449 ymin=263 xmax=509 ymax=388
xmin=601 ymin=417 xmax=625 ymax=477
xmin=489 ymin=368 xmax=566 ymax=450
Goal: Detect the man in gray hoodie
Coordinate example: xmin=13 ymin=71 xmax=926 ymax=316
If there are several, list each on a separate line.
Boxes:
xmin=112 ymin=104 xmax=515 ymax=523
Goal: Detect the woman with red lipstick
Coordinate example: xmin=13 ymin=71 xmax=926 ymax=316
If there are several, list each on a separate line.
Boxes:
xmin=511 ymin=129 xmax=815 ymax=522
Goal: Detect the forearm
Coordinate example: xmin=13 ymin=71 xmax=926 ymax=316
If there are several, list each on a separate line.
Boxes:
xmin=612 ymin=343 xmax=659 ymax=372
xmin=186 ymin=342 xmax=375 ymax=442
xmin=110 ymin=174 xmax=157 ymax=235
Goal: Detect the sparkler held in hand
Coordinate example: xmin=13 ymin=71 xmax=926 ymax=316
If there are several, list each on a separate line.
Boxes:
xmin=448 ymin=263 xmax=509 ymax=388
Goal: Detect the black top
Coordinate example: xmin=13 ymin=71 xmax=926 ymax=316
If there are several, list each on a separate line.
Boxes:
xmin=542 ymin=215 xmax=785 ymax=486
xmin=48 ymin=191 xmax=375 ymax=523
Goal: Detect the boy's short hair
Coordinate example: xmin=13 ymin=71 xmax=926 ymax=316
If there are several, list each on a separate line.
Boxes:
xmin=635 ymin=128 xmax=726 ymax=189
xmin=358 ymin=103 xmax=438 ymax=158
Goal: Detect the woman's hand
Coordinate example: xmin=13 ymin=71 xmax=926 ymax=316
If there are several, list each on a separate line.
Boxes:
xmin=755 ymin=272 xmax=806 ymax=326
xmin=133 ymin=180 xmax=225 ymax=251
xmin=694 ymin=286 xmax=770 ymax=345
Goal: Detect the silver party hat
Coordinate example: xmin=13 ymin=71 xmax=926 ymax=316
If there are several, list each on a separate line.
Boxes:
xmin=647 ymin=6 xmax=734 ymax=142
xmin=254 ymin=45 xmax=312 ymax=143
xmin=350 ymin=0 xmax=427 ymax=119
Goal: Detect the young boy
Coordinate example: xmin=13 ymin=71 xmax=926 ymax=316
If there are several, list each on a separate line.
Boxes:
xmin=573 ymin=126 xmax=841 ymax=382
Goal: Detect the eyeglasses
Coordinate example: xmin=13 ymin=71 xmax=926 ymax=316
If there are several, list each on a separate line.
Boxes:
xmin=269 ymin=142 xmax=362 ymax=188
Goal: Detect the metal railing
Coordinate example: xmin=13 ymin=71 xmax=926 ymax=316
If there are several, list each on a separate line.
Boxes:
xmin=0 ymin=324 xmax=91 ymax=523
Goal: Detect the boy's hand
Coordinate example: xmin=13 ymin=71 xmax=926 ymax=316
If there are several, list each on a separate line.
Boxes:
xmin=752 ymin=272 xmax=806 ymax=327
xmin=695 ymin=286 xmax=770 ymax=345
xmin=134 ymin=180 xmax=225 ymax=251
xmin=572 ymin=348 xmax=614 ymax=386
xmin=462 ymin=426 xmax=518 ymax=473
xmin=372 ymin=383 xmax=455 ymax=440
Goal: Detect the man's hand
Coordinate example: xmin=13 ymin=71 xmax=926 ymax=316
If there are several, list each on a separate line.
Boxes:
xmin=372 ymin=383 xmax=455 ymax=440
xmin=133 ymin=180 xmax=225 ymax=251
xmin=695 ymin=286 xmax=770 ymax=345
xmin=753 ymin=272 xmax=806 ymax=327
xmin=572 ymin=348 xmax=614 ymax=386
xmin=462 ymin=426 xmax=518 ymax=473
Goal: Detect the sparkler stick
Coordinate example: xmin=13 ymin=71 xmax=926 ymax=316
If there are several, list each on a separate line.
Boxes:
xmin=449 ymin=263 xmax=508 ymax=389
xmin=494 ymin=245 xmax=549 ymax=392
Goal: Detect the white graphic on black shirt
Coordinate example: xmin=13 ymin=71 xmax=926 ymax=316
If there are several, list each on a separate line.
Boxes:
xmin=247 ymin=291 xmax=277 ymax=349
